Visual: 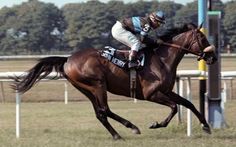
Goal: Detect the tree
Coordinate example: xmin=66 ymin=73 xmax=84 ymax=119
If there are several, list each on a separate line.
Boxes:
xmin=0 ymin=7 xmax=18 ymax=54
xmin=63 ymin=1 xmax=118 ymax=50
xmin=174 ymin=1 xmax=198 ymax=27
xmin=0 ymin=0 xmax=65 ymax=55
xmin=223 ymin=1 xmax=236 ymax=50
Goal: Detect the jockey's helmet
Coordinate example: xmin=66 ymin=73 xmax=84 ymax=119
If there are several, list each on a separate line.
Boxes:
xmin=149 ymin=10 xmax=166 ymax=29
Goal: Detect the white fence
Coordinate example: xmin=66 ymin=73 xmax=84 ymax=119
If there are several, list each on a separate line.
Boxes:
xmin=176 ymin=70 xmax=236 ymax=136
xmin=0 ymin=70 xmax=236 ymax=138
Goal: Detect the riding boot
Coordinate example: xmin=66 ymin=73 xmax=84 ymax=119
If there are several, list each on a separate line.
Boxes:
xmin=128 ymin=50 xmax=139 ymax=68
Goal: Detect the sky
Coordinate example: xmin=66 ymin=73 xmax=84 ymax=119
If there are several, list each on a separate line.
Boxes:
xmin=0 ymin=0 xmax=232 ymax=8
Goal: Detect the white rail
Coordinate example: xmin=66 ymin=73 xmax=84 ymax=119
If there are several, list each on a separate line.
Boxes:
xmin=0 ymin=72 xmax=66 ymax=139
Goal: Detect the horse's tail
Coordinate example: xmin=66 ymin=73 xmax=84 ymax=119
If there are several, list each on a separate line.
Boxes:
xmin=12 ymin=56 xmax=68 ymax=93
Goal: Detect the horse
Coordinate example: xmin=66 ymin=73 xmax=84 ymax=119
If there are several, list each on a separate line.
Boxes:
xmin=12 ymin=23 xmax=217 ymax=140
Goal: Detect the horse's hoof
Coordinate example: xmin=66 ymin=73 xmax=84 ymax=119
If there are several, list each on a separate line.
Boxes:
xmin=113 ymin=134 xmax=123 ymax=140
xmin=202 ymin=125 xmax=211 ymax=134
xmin=149 ymin=121 xmax=162 ymax=129
xmin=132 ymin=127 xmax=141 ymax=134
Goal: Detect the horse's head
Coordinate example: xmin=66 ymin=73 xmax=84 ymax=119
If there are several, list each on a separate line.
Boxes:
xmin=180 ymin=24 xmax=217 ymax=65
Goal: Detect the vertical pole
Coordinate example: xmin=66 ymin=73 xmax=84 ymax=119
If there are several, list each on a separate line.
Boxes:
xmin=221 ymin=80 xmax=228 ymax=127
xmin=179 ymin=79 xmax=184 ymax=123
xmin=198 ymin=0 xmax=207 ymax=118
xmin=187 ymin=77 xmax=192 ymax=137
xmin=64 ymin=82 xmax=68 ymax=104
xmin=16 ymin=90 xmax=21 ymax=138
xmin=223 ymin=80 xmax=227 ymax=103
xmin=208 ymin=11 xmax=224 ymax=128
xmin=175 ymin=77 xmax=182 ymax=123
xmin=230 ymin=79 xmax=233 ymax=100
xmin=130 ymin=70 xmax=137 ymax=103
xmin=0 ymin=82 xmax=5 ymax=103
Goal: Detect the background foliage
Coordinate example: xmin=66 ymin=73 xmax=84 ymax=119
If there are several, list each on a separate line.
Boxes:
xmin=0 ymin=0 xmax=235 ymax=55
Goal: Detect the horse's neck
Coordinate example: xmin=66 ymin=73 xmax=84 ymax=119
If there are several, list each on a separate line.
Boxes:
xmin=161 ymin=46 xmax=185 ymax=71
xmin=158 ymin=35 xmax=188 ymax=71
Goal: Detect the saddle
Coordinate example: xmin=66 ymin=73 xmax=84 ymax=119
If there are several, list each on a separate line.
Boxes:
xmin=100 ymin=46 xmax=146 ymax=98
xmin=100 ymin=46 xmax=145 ymax=69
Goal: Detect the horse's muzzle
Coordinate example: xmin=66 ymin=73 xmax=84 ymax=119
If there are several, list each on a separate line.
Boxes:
xmin=198 ymin=45 xmax=217 ymax=65
xmin=203 ymin=45 xmax=215 ymax=52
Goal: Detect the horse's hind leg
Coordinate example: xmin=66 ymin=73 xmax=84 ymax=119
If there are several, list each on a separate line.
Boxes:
xmin=106 ymin=110 xmax=141 ymax=134
xmin=148 ymin=92 xmax=178 ymax=129
xmin=92 ymin=86 xmax=141 ymax=136
xmin=88 ymin=86 xmax=141 ymax=138
xmin=75 ymin=85 xmax=123 ymax=140
xmin=93 ymin=105 xmax=123 ymax=140
xmin=86 ymin=90 xmax=121 ymax=140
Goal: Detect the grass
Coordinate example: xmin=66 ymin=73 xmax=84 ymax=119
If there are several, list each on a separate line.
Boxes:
xmin=0 ymin=101 xmax=236 ymax=147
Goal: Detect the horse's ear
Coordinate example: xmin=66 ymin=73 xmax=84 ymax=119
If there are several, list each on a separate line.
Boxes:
xmin=198 ymin=22 xmax=204 ymax=30
xmin=186 ymin=23 xmax=197 ymax=30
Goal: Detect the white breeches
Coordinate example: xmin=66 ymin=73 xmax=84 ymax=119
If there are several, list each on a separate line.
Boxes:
xmin=111 ymin=21 xmax=141 ymax=51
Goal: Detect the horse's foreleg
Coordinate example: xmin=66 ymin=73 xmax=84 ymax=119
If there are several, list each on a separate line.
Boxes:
xmin=166 ymin=91 xmax=211 ymax=134
xmin=70 ymin=80 xmax=123 ymax=140
xmin=148 ymin=92 xmax=178 ymax=129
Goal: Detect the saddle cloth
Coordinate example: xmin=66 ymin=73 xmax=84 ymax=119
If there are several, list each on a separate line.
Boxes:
xmin=101 ymin=46 xmax=145 ymax=69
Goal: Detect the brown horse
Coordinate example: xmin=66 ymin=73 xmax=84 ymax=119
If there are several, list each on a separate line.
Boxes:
xmin=12 ymin=23 xmax=217 ymax=140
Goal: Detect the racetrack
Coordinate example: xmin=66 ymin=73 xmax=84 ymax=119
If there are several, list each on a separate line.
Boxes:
xmin=1 ymin=101 xmax=236 ymax=147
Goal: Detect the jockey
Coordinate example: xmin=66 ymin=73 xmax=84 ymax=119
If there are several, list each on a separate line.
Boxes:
xmin=111 ymin=10 xmax=166 ymax=68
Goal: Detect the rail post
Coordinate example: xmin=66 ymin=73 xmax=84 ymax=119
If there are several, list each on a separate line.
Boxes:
xmin=64 ymin=82 xmax=68 ymax=104
xmin=186 ymin=77 xmax=192 ymax=136
xmin=16 ymin=90 xmax=21 ymax=138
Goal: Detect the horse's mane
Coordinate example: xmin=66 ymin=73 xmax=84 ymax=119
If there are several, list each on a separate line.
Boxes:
xmin=159 ymin=23 xmax=197 ymax=42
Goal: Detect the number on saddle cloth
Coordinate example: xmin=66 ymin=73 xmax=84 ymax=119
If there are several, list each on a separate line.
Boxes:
xmin=101 ymin=46 xmax=127 ymax=68
xmin=101 ymin=46 xmax=145 ymax=69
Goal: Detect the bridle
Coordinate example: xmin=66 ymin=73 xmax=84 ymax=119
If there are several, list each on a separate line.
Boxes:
xmin=154 ymin=26 xmax=216 ymax=64
xmin=160 ymin=29 xmax=206 ymax=56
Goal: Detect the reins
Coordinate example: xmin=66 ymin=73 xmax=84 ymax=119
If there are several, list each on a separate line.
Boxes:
xmin=161 ymin=42 xmax=200 ymax=56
